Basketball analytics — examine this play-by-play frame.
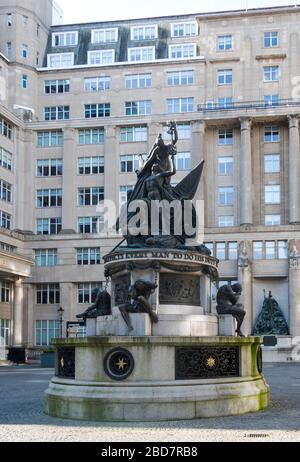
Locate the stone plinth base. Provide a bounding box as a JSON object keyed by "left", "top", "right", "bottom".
{"left": 218, "top": 315, "right": 237, "bottom": 336}
{"left": 96, "top": 308, "right": 218, "bottom": 337}
{"left": 45, "top": 336, "right": 270, "bottom": 422}
{"left": 97, "top": 312, "right": 152, "bottom": 336}
{"left": 152, "top": 314, "right": 218, "bottom": 336}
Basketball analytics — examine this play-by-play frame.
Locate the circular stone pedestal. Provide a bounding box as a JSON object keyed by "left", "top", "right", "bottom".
{"left": 45, "top": 336, "right": 270, "bottom": 422}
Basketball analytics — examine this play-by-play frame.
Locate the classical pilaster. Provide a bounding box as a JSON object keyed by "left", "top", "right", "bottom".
{"left": 289, "top": 241, "right": 300, "bottom": 337}
{"left": 288, "top": 115, "right": 300, "bottom": 224}
{"left": 238, "top": 241, "right": 253, "bottom": 336}
{"left": 191, "top": 121, "right": 206, "bottom": 243}
{"left": 104, "top": 126, "right": 118, "bottom": 206}
{"left": 239, "top": 118, "right": 253, "bottom": 226}
{"left": 61, "top": 128, "right": 76, "bottom": 233}
{"left": 12, "top": 279, "right": 24, "bottom": 347}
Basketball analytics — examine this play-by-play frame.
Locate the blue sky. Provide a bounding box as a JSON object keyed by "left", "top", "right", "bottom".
{"left": 57, "top": 0, "right": 298, "bottom": 24}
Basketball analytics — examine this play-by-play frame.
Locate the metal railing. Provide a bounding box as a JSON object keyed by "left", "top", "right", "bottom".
{"left": 198, "top": 99, "right": 300, "bottom": 112}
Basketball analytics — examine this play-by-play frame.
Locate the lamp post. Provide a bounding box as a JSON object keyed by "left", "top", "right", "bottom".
{"left": 57, "top": 307, "right": 65, "bottom": 339}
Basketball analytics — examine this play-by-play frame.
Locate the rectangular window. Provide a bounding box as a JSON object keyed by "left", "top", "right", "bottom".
{"left": 131, "top": 25, "right": 158, "bottom": 41}
{"left": 22, "top": 75, "right": 28, "bottom": 89}
{"left": 218, "top": 69, "right": 233, "bottom": 85}
{"left": 253, "top": 241, "right": 263, "bottom": 260}
{"left": 78, "top": 217, "right": 103, "bottom": 234}
{"left": 37, "top": 131, "right": 63, "bottom": 148}
{"left": 0, "top": 118, "right": 13, "bottom": 141}
{"left": 44, "top": 79, "right": 70, "bottom": 94}
{"left": 78, "top": 128, "right": 104, "bottom": 145}
{"left": 78, "top": 157, "right": 104, "bottom": 175}
{"left": 216, "top": 242, "right": 226, "bottom": 261}
{"left": 77, "top": 248, "right": 101, "bottom": 265}
{"left": 174, "top": 152, "right": 191, "bottom": 171}
{"left": 0, "top": 180, "right": 12, "bottom": 203}
{"left": 35, "top": 249, "right": 57, "bottom": 267}
{"left": 218, "top": 157, "right": 233, "bottom": 175}
{"left": 264, "top": 31, "right": 279, "bottom": 48}
{"left": 171, "top": 22, "right": 197, "bottom": 37}
{"left": 120, "top": 185, "right": 135, "bottom": 207}
{"left": 278, "top": 241, "right": 288, "bottom": 259}
{"left": 218, "top": 128, "right": 233, "bottom": 145}
{"left": 36, "top": 284, "right": 60, "bottom": 305}
{"left": 7, "top": 14, "right": 12, "bottom": 26}
{"left": 228, "top": 242, "right": 238, "bottom": 260}
{"left": 0, "top": 211, "right": 11, "bottom": 230}
{"left": 23, "top": 15, "right": 28, "bottom": 25}
{"left": 264, "top": 126, "right": 280, "bottom": 143}
{"left": 36, "top": 218, "right": 62, "bottom": 235}
{"left": 88, "top": 50, "right": 115, "bottom": 65}
{"left": 169, "top": 44, "right": 196, "bottom": 59}
{"left": 44, "top": 106, "right": 70, "bottom": 121}
{"left": 125, "top": 101, "right": 152, "bottom": 116}
{"left": 167, "top": 98, "right": 194, "bottom": 113}
{"left": 266, "top": 241, "right": 276, "bottom": 260}
{"left": 47, "top": 53, "right": 74, "bottom": 68}
{"left": 218, "top": 187, "right": 234, "bottom": 206}
{"left": 0, "top": 147, "right": 13, "bottom": 171}
{"left": 167, "top": 70, "right": 194, "bottom": 86}
{"left": 84, "top": 77, "right": 111, "bottom": 92}
{"left": 35, "top": 320, "right": 59, "bottom": 346}
{"left": 37, "top": 159, "right": 63, "bottom": 177}
{"left": 128, "top": 47, "right": 155, "bottom": 62}
{"left": 219, "top": 216, "right": 234, "bottom": 227}
{"left": 6, "top": 42, "right": 12, "bottom": 59}
{"left": 22, "top": 44, "right": 28, "bottom": 59}
{"left": 36, "top": 189, "right": 62, "bottom": 208}
{"left": 120, "top": 155, "right": 141, "bottom": 173}
{"left": 218, "top": 97, "right": 233, "bottom": 109}
{"left": 264, "top": 94, "right": 279, "bottom": 106}
{"left": 265, "top": 214, "right": 281, "bottom": 226}
{"left": 125, "top": 74, "right": 152, "bottom": 89}
{"left": 265, "top": 185, "right": 280, "bottom": 204}
{"left": 264, "top": 66, "right": 279, "bottom": 82}
{"left": 0, "top": 319, "right": 10, "bottom": 346}
{"left": 52, "top": 31, "right": 78, "bottom": 47}
{"left": 78, "top": 187, "right": 104, "bottom": 206}
{"left": 218, "top": 35, "right": 233, "bottom": 51}
{"left": 0, "top": 281, "right": 10, "bottom": 303}
{"left": 92, "top": 28, "right": 118, "bottom": 44}
{"left": 85, "top": 104, "right": 110, "bottom": 119}
{"left": 264, "top": 154, "right": 280, "bottom": 173}
{"left": 78, "top": 283, "right": 102, "bottom": 304}
{"left": 120, "top": 126, "right": 147, "bottom": 143}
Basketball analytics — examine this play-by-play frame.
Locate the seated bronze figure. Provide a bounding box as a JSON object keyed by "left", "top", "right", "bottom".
{"left": 77, "top": 289, "right": 111, "bottom": 321}
{"left": 216, "top": 283, "right": 246, "bottom": 337}
{"left": 119, "top": 280, "right": 158, "bottom": 332}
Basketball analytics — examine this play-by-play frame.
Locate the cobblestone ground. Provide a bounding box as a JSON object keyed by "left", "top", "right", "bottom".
{"left": 0, "top": 363, "right": 300, "bottom": 442}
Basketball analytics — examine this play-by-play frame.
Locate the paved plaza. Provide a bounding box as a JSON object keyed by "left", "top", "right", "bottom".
{"left": 0, "top": 363, "right": 299, "bottom": 442}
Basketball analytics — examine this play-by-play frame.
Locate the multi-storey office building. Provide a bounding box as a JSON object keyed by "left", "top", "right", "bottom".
{"left": 1, "top": 0, "right": 300, "bottom": 357}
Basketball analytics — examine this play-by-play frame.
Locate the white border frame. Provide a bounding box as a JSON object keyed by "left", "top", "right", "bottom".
{"left": 168, "top": 43, "right": 197, "bottom": 59}
{"left": 47, "top": 53, "right": 74, "bottom": 68}
{"left": 52, "top": 31, "right": 78, "bottom": 47}
{"left": 91, "top": 28, "right": 118, "bottom": 44}
{"left": 87, "top": 50, "right": 116, "bottom": 66}
{"left": 130, "top": 24, "right": 158, "bottom": 41}
{"left": 171, "top": 21, "right": 198, "bottom": 38}
{"left": 128, "top": 46, "right": 156, "bottom": 62}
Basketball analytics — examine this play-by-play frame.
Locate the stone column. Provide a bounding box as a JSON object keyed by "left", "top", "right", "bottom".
{"left": 239, "top": 118, "right": 253, "bottom": 226}
{"left": 191, "top": 120, "right": 206, "bottom": 170}
{"left": 104, "top": 126, "right": 118, "bottom": 206}
{"left": 288, "top": 115, "right": 300, "bottom": 224}
{"left": 238, "top": 241, "right": 253, "bottom": 336}
{"left": 289, "top": 241, "right": 300, "bottom": 337}
{"left": 12, "top": 279, "right": 24, "bottom": 347}
{"left": 61, "top": 128, "right": 76, "bottom": 233}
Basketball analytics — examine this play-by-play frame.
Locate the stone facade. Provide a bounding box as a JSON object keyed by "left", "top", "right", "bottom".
{"left": 0, "top": 1, "right": 300, "bottom": 351}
